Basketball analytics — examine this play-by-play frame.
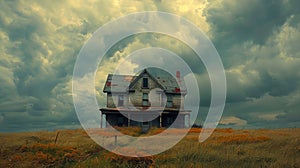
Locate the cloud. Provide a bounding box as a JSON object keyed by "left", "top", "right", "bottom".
{"left": 0, "top": 0, "right": 211, "bottom": 132}
{"left": 0, "top": 0, "right": 299, "bottom": 131}
{"left": 220, "top": 116, "right": 247, "bottom": 126}
{"left": 251, "top": 112, "right": 284, "bottom": 121}
{"left": 205, "top": 0, "right": 289, "bottom": 46}
{"left": 201, "top": 0, "right": 300, "bottom": 128}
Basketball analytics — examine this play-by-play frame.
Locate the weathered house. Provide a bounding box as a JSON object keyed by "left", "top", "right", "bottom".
{"left": 100, "top": 69, "right": 191, "bottom": 129}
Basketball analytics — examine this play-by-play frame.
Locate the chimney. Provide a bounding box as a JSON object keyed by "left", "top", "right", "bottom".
{"left": 176, "top": 71, "right": 180, "bottom": 82}
{"left": 175, "top": 71, "right": 181, "bottom": 93}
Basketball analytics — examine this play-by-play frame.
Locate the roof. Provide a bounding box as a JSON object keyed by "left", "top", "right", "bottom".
{"left": 103, "top": 69, "right": 187, "bottom": 94}
{"left": 128, "top": 69, "right": 165, "bottom": 90}
{"left": 103, "top": 74, "right": 136, "bottom": 93}
{"left": 100, "top": 107, "right": 192, "bottom": 113}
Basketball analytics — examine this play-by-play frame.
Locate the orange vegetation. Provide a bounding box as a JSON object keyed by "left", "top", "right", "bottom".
{"left": 214, "top": 128, "right": 234, "bottom": 133}
{"left": 13, "top": 143, "right": 82, "bottom": 166}
{"left": 0, "top": 128, "right": 299, "bottom": 167}
{"left": 214, "top": 134, "right": 271, "bottom": 144}
{"left": 104, "top": 147, "right": 155, "bottom": 167}
{"left": 188, "top": 128, "right": 202, "bottom": 133}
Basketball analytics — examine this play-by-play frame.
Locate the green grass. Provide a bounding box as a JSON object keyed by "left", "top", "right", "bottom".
{"left": 0, "top": 128, "right": 299, "bottom": 167}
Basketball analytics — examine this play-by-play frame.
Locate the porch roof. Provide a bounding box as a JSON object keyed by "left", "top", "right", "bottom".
{"left": 100, "top": 107, "right": 191, "bottom": 114}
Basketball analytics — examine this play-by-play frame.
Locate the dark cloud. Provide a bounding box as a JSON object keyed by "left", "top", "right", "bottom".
{"left": 203, "top": 0, "right": 300, "bottom": 127}
{"left": 0, "top": 0, "right": 299, "bottom": 131}
{"left": 204, "top": 0, "right": 300, "bottom": 68}
{"left": 0, "top": 0, "right": 90, "bottom": 132}
{"left": 205, "top": 0, "right": 288, "bottom": 46}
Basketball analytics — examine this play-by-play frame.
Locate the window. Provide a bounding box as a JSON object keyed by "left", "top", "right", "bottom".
{"left": 142, "top": 77, "right": 148, "bottom": 88}
{"left": 166, "top": 95, "right": 172, "bottom": 107}
{"left": 142, "top": 93, "right": 148, "bottom": 106}
{"left": 118, "top": 95, "right": 124, "bottom": 106}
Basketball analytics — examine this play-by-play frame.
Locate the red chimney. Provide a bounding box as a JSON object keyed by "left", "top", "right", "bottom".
{"left": 176, "top": 71, "right": 180, "bottom": 81}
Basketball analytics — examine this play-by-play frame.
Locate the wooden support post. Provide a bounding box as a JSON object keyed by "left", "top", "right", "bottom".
{"left": 100, "top": 114, "right": 102, "bottom": 128}
{"left": 159, "top": 113, "right": 162, "bottom": 128}
{"left": 188, "top": 114, "right": 190, "bottom": 127}
{"left": 128, "top": 113, "right": 130, "bottom": 127}
{"left": 105, "top": 114, "right": 107, "bottom": 128}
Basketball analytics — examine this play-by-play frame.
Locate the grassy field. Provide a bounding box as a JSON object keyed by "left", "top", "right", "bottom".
{"left": 0, "top": 127, "right": 299, "bottom": 168}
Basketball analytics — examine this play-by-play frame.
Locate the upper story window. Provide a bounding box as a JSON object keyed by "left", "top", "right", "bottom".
{"left": 118, "top": 95, "right": 124, "bottom": 106}
{"left": 142, "top": 77, "right": 148, "bottom": 88}
{"left": 166, "top": 95, "right": 172, "bottom": 107}
{"left": 142, "top": 93, "right": 149, "bottom": 106}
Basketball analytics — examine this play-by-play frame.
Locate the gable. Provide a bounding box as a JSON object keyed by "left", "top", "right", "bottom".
{"left": 129, "top": 69, "right": 165, "bottom": 91}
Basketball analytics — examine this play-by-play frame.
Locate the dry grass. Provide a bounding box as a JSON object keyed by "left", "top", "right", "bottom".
{"left": 213, "top": 134, "right": 271, "bottom": 144}
{"left": 0, "top": 128, "right": 299, "bottom": 167}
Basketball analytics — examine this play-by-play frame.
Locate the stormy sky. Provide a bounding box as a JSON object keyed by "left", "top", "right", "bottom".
{"left": 0, "top": 0, "right": 299, "bottom": 132}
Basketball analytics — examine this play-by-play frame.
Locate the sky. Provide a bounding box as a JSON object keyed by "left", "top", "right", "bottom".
{"left": 0, "top": 0, "right": 299, "bottom": 132}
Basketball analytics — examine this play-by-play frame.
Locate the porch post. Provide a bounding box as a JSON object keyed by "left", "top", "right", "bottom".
{"left": 159, "top": 113, "right": 162, "bottom": 128}
{"left": 128, "top": 113, "right": 130, "bottom": 127}
{"left": 100, "top": 114, "right": 102, "bottom": 128}
{"left": 105, "top": 114, "right": 107, "bottom": 128}
{"left": 188, "top": 114, "right": 190, "bottom": 127}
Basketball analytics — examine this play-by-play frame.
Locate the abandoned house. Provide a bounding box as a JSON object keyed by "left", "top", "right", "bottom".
{"left": 100, "top": 68, "right": 191, "bottom": 128}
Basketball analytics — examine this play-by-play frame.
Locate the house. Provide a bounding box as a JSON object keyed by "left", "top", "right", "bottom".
{"left": 100, "top": 68, "right": 191, "bottom": 129}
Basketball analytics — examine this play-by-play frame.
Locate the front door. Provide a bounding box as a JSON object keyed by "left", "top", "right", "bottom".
{"left": 141, "top": 121, "right": 150, "bottom": 133}
{"left": 117, "top": 117, "right": 124, "bottom": 127}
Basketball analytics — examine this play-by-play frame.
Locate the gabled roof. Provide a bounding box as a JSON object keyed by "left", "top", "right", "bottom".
{"left": 103, "top": 74, "right": 136, "bottom": 93}
{"left": 156, "top": 75, "right": 186, "bottom": 94}
{"left": 103, "top": 69, "right": 187, "bottom": 94}
{"left": 128, "top": 69, "right": 165, "bottom": 91}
